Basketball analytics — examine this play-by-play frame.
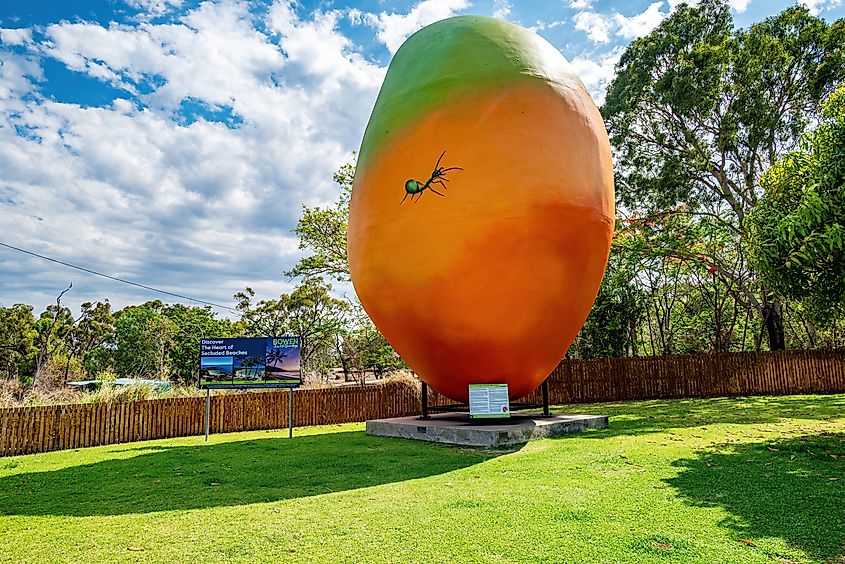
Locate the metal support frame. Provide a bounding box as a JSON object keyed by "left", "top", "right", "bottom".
{"left": 420, "top": 381, "right": 429, "bottom": 419}
{"left": 542, "top": 380, "right": 550, "bottom": 416}
{"left": 203, "top": 383, "right": 297, "bottom": 442}
{"left": 289, "top": 386, "right": 293, "bottom": 438}
{"left": 420, "top": 378, "right": 551, "bottom": 418}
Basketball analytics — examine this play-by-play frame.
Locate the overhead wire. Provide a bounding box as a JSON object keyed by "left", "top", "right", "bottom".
{"left": 0, "top": 241, "right": 237, "bottom": 312}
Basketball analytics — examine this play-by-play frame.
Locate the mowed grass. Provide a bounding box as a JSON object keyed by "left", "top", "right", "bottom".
{"left": 0, "top": 395, "right": 843, "bottom": 563}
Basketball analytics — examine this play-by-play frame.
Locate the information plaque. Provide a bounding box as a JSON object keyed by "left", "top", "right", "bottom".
{"left": 469, "top": 384, "right": 510, "bottom": 419}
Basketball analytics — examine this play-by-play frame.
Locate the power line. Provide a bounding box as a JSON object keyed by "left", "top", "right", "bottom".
{"left": 0, "top": 241, "right": 237, "bottom": 312}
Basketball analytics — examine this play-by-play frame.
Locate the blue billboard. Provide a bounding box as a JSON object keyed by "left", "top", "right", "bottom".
{"left": 199, "top": 337, "right": 301, "bottom": 388}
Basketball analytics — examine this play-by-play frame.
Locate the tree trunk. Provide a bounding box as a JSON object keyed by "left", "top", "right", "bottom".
{"left": 762, "top": 299, "right": 785, "bottom": 351}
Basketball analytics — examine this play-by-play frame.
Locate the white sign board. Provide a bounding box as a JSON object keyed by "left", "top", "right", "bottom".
{"left": 469, "top": 384, "right": 510, "bottom": 419}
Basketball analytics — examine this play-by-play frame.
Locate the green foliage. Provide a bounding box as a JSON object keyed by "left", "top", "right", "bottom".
{"left": 113, "top": 303, "right": 177, "bottom": 379}
{"left": 336, "top": 310, "right": 406, "bottom": 381}
{"left": 749, "top": 84, "right": 845, "bottom": 321}
{"left": 353, "top": 321, "right": 405, "bottom": 378}
{"left": 286, "top": 277, "right": 349, "bottom": 367}
{"left": 601, "top": 0, "right": 845, "bottom": 350}
{"left": 161, "top": 304, "right": 239, "bottom": 384}
{"left": 0, "top": 304, "right": 36, "bottom": 381}
{"left": 286, "top": 160, "right": 354, "bottom": 281}
{"left": 64, "top": 300, "right": 114, "bottom": 381}
{"left": 33, "top": 287, "right": 76, "bottom": 386}
{"left": 236, "top": 277, "right": 349, "bottom": 375}
{"left": 604, "top": 1, "right": 842, "bottom": 216}
{"left": 234, "top": 287, "right": 289, "bottom": 336}
{"left": 574, "top": 233, "right": 646, "bottom": 358}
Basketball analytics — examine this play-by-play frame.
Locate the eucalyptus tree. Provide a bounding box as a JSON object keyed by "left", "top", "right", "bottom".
{"left": 113, "top": 302, "right": 177, "bottom": 379}
{"left": 602, "top": 0, "right": 845, "bottom": 349}
{"left": 235, "top": 277, "right": 349, "bottom": 376}
{"left": 33, "top": 284, "right": 75, "bottom": 387}
{"left": 0, "top": 304, "right": 36, "bottom": 381}
{"left": 286, "top": 161, "right": 354, "bottom": 282}
{"left": 63, "top": 300, "right": 114, "bottom": 382}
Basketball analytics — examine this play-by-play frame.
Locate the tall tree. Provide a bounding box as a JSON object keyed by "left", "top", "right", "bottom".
{"left": 286, "top": 161, "right": 354, "bottom": 281}
{"left": 748, "top": 84, "right": 845, "bottom": 322}
{"left": 162, "top": 304, "right": 240, "bottom": 384}
{"left": 286, "top": 277, "right": 349, "bottom": 370}
{"left": 63, "top": 300, "right": 114, "bottom": 383}
{"left": 602, "top": 0, "right": 845, "bottom": 349}
{"left": 235, "top": 278, "right": 349, "bottom": 375}
{"left": 0, "top": 304, "right": 37, "bottom": 381}
{"left": 33, "top": 284, "right": 74, "bottom": 388}
{"left": 113, "top": 302, "right": 176, "bottom": 379}
{"left": 234, "top": 288, "right": 289, "bottom": 337}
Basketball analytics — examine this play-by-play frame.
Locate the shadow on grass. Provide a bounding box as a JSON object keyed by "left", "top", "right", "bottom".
{"left": 557, "top": 394, "right": 845, "bottom": 438}
{"left": 666, "top": 432, "right": 845, "bottom": 561}
{"left": 0, "top": 431, "right": 500, "bottom": 517}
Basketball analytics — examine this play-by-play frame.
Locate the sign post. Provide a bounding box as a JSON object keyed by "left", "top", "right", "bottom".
{"left": 205, "top": 388, "right": 211, "bottom": 442}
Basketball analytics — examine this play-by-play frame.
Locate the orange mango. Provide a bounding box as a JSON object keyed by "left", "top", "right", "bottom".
{"left": 348, "top": 16, "right": 614, "bottom": 402}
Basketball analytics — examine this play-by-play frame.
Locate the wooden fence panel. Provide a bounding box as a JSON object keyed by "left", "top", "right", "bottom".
{"left": 2, "top": 349, "right": 845, "bottom": 456}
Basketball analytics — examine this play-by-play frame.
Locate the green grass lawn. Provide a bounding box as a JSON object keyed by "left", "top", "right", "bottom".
{"left": 1, "top": 394, "right": 843, "bottom": 563}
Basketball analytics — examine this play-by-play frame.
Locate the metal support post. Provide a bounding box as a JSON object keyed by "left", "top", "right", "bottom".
{"left": 542, "top": 379, "right": 550, "bottom": 416}
{"left": 204, "top": 388, "right": 211, "bottom": 442}
{"left": 288, "top": 386, "right": 293, "bottom": 439}
{"left": 420, "top": 381, "right": 429, "bottom": 419}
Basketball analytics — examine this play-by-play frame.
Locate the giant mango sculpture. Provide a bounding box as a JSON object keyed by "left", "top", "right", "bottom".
{"left": 348, "top": 16, "right": 614, "bottom": 403}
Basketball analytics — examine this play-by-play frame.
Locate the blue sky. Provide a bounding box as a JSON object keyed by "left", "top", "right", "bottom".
{"left": 1, "top": 0, "right": 843, "bottom": 316}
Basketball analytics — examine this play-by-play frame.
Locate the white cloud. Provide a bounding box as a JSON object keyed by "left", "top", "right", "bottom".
{"left": 800, "top": 0, "right": 823, "bottom": 14}
{"left": 124, "top": 0, "right": 184, "bottom": 18}
{"left": 799, "top": 0, "right": 842, "bottom": 15}
{"left": 365, "top": 0, "right": 470, "bottom": 54}
{"left": 0, "top": 28, "right": 33, "bottom": 46}
{"left": 573, "top": 11, "right": 613, "bottom": 43}
{"left": 614, "top": 1, "right": 665, "bottom": 39}
{"left": 573, "top": 2, "right": 664, "bottom": 44}
{"left": 728, "top": 0, "right": 750, "bottom": 12}
{"left": 568, "top": 48, "right": 622, "bottom": 105}
{"left": 0, "top": 51, "right": 41, "bottom": 103}
{"left": 44, "top": 2, "right": 288, "bottom": 112}
{"left": 574, "top": 0, "right": 750, "bottom": 45}
{"left": 569, "top": 0, "right": 592, "bottom": 8}
{"left": 0, "top": 0, "right": 385, "bottom": 313}
{"left": 492, "top": 0, "right": 512, "bottom": 19}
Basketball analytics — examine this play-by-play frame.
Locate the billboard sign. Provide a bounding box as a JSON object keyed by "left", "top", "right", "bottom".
{"left": 199, "top": 337, "right": 301, "bottom": 388}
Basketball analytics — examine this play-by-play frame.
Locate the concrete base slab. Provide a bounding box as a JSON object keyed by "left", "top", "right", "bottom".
{"left": 366, "top": 412, "right": 608, "bottom": 447}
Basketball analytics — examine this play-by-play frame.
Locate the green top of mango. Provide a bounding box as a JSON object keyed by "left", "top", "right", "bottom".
{"left": 357, "top": 16, "right": 583, "bottom": 170}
